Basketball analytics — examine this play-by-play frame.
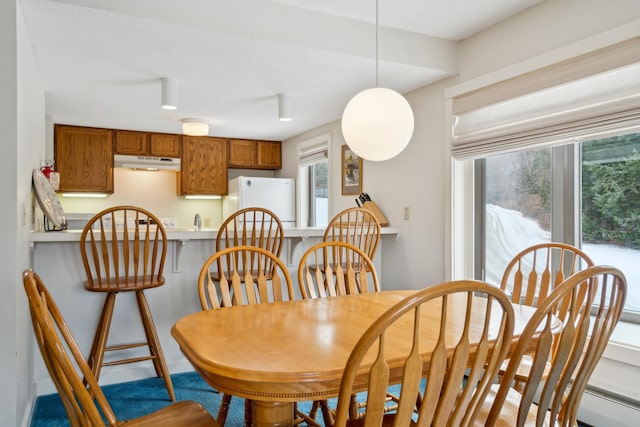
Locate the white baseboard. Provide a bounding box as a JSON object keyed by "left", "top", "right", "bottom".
{"left": 578, "top": 387, "right": 640, "bottom": 427}
{"left": 22, "top": 384, "right": 38, "bottom": 427}
{"left": 34, "top": 358, "right": 195, "bottom": 396}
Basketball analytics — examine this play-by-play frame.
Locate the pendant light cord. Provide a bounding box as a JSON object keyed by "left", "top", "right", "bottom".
{"left": 375, "top": 0, "right": 379, "bottom": 87}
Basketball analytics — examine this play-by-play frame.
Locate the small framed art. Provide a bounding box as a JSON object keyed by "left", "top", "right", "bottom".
{"left": 341, "top": 145, "right": 362, "bottom": 195}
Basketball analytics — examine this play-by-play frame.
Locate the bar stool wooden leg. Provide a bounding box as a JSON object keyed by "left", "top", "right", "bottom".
{"left": 87, "top": 292, "right": 116, "bottom": 381}
{"left": 136, "top": 290, "right": 175, "bottom": 401}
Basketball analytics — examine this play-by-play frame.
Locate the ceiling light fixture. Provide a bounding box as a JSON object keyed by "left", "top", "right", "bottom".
{"left": 341, "top": 0, "right": 414, "bottom": 161}
{"left": 182, "top": 118, "right": 209, "bottom": 136}
{"left": 161, "top": 77, "right": 178, "bottom": 110}
{"left": 278, "top": 93, "right": 292, "bottom": 122}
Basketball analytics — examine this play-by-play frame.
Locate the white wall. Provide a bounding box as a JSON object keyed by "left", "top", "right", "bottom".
{"left": 0, "top": 2, "right": 19, "bottom": 425}
{"left": 280, "top": 82, "right": 450, "bottom": 291}
{"left": 2, "top": 1, "right": 47, "bottom": 426}
{"left": 459, "top": 0, "right": 640, "bottom": 80}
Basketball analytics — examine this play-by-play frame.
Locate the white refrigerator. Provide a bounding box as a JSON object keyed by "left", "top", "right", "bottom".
{"left": 222, "top": 176, "right": 296, "bottom": 227}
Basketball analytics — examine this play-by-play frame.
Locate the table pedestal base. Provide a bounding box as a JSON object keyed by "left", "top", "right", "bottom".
{"left": 252, "top": 400, "right": 294, "bottom": 427}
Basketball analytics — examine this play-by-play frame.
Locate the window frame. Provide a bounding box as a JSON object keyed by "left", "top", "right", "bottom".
{"left": 473, "top": 137, "right": 640, "bottom": 323}
{"left": 296, "top": 133, "right": 331, "bottom": 228}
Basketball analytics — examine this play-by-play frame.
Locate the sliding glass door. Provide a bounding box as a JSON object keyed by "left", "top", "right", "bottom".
{"left": 477, "top": 132, "right": 640, "bottom": 319}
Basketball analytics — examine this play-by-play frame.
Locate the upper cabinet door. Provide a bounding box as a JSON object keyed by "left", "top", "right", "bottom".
{"left": 228, "top": 139, "right": 282, "bottom": 170}
{"left": 54, "top": 125, "right": 114, "bottom": 193}
{"left": 114, "top": 130, "right": 148, "bottom": 155}
{"left": 179, "top": 136, "right": 228, "bottom": 195}
{"left": 257, "top": 140, "right": 282, "bottom": 169}
{"left": 115, "top": 131, "right": 181, "bottom": 158}
{"left": 150, "top": 133, "right": 181, "bottom": 157}
{"left": 228, "top": 139, "right": 257, "bottom": 168}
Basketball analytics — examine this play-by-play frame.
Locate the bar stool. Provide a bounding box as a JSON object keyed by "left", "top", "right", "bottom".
{"left": 80, "top": 205, "right": 174, "bottom": 401}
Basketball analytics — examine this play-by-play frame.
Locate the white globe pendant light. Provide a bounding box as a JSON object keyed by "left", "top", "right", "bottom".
{"left": 342, "top": 87, "right": 414, "bottom": 161}
{"left": 341, "top": 0, "right": 414, "bottom": 162}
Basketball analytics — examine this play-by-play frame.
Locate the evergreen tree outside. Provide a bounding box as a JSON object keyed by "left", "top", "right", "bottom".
{"left": 583, "top": 133, "right": 640, "bottom": 249}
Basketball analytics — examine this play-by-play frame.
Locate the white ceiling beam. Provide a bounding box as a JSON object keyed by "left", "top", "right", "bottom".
{"left": 51, "top": 0, "right": 458, "bottom": 75}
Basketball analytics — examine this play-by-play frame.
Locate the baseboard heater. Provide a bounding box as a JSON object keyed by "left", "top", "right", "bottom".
{"left": 578, "top": 385, "right": 640, "bottom": 427}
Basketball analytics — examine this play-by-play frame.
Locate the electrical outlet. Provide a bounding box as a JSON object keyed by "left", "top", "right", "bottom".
{"left": 159, "top": 217, "right": 177, "bottom": 228}
{"left": 204, "top": 217, "right": 211, "bottom": 227}
{"left": 403, "top": 206, "right": 410, "bottom": 221}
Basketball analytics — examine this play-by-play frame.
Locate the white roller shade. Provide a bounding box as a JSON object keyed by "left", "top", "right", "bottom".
{"left": 298, "top": 143, "right": 328, "bottom": 166}
{"left": 449, "top": 38, "right": 640, "bottom": 159}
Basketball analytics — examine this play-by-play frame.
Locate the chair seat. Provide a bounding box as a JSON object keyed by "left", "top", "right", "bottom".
{"left": 474, "top": 385, "right": 559, "bottom": 427}
{"left": 84, "top": 277, "right": 165, "bottom": 292}
{"left": 500, "top": 354, "right": 552, "bottom": 390}
{"left": 123, "top": 400, "right": 218, "bottom": 426}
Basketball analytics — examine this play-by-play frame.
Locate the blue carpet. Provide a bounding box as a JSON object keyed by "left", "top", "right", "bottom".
{"left": 30, "top": 371, "right": 291, "bottom": 427}
{"left": 30, "top": 372, "right": 592, "bottom": 426}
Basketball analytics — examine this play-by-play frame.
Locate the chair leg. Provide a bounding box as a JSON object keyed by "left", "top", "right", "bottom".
{"left": 349, "top": 394, "right": 361, "bottom": 420}
{"left": 136, "top": 290, "right": 176, "bottom": 401}
{"left": 87, "top": 292, "right": 116, "bottom": 382}
{"left": 217, "top": 393, "right": 232, "bottom": 426}
{"left": 320, "top": 399, "right": 334, "bottom": 426}
{"left": 294, "top": 402, "right": 323, "bottom": 427}
{"left": 308, "top": 400, "right": 320, "bottom": 421}
{"left": 244, "top": 399, "right": 253, "bottom": 426}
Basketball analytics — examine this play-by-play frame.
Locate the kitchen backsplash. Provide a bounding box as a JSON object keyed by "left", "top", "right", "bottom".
{"left": 58, "top": 169, "right": 224, "bottom": 229}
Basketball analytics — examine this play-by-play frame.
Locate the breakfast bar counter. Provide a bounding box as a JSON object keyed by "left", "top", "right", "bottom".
{"left": 27, "top": 226, "right": 399, "bottom": 396}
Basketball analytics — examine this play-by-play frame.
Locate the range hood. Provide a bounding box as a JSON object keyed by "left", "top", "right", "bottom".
{"left": 114, "top": 154, "right": 181, "bottom": 171}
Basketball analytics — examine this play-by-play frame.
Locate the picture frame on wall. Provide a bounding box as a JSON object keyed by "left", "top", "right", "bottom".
{"left": 341, "top": 144, "right": 362, "bottom": 195}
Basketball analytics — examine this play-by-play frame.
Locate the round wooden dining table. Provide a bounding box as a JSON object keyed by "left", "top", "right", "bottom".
{"left": 171, "top": 290, "right": 545, "bottom": 427}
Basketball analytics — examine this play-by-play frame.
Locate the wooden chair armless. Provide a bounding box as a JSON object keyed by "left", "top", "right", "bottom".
{"left": 23, "top": 269, "right": 218, "bottom": 427}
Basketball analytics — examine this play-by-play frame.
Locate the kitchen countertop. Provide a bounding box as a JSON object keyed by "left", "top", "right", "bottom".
{"left": 28, "top": 226, "right": 401, "bottom": 243}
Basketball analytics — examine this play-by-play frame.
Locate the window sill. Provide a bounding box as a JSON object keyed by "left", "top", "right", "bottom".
{"left": 606, "top": 320, "right": 640, "bottom": 367}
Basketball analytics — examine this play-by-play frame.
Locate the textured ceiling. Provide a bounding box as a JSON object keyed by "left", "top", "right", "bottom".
{"left": 19, "top": 0, "right": 542, "bottom": 141}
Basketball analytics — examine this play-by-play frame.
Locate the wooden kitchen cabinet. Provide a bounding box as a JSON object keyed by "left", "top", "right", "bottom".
{"left": 228, "top": 138, "right": 281, "bottom": 169}
{"left": 228, "top": 139, "right": 257, "bottom": 168}
{"left": 54, "top": 124, "right": 114, "bottom": 193}
{"left": 150, "top": 133, "right": 181, "bottom": 157}
{"left": 115, "top": 130, "right": 181, "bottom": 157}
{"left": 179, "top": 136, "right": 228, "bottom": 195}
{"left": 115, "top": 130, "right": 147, "bottom": 155}
{"left": 257, "top": 140, "right": 282, "bottom": 169}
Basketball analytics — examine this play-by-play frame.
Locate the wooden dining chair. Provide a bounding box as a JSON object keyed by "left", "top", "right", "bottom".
{"left": 198, "top": 245, "right": 297, "bottom": 426}
{"left": 323, "top": 207, "right": 381, "bottom": 265}
{"left": 498, "top": 242, "right": 594, "bottom": 389}
{"left": 477, "top": 265, "right": 626, "bottom": 427}
{"left": 214, "top": 207, "right": 284, "bottom": 282}
{"left": 331, "top": 280, "right": 515, "bottom": 427}
{"left": 198, "top": 245, "right": 294, "bottom": 310}
{"left": 298, "top": 240, "right": 381, "bottom": 425}
{"left": 80, "top": 205, "right": 175, "bottom": 401}
{"left": 298, "top": 240, "right": 380, "bottom": 299}
{"left": 23, "top": 269, "right": 218, "bottom": 427}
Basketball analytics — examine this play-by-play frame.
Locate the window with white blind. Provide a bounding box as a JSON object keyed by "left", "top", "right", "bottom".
{"left": 297, "top": 134, "right": 330, "bottom": 227}
{"left": 447, "top": 37, "right": 640, "bottom": 321}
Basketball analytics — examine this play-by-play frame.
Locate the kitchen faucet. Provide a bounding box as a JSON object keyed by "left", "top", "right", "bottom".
{"left": 194, "top": 213, "right": 202, "bottom": 231}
